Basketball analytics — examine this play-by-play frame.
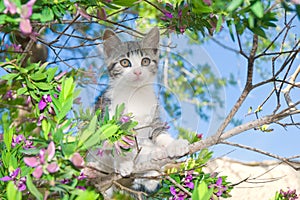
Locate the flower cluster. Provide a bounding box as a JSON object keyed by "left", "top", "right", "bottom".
{"left": 0, "top": 168, "right": 26, "bottom": 191}
{"left": 12, "top": 134, "right": 34, "bottom": 149}
{"left": 24, "top": 141, "right": 59, "bottom": 178}
{"left": 169, "top": 170, "right": 194, "bottom": 200}
{"left": 279, "top": 188, "right": 299, "bottom": 200}
{"left": 97, "top": 135, "right": 135, "bottom": 156}
{"left": 161, "top": 2, "right": 189, "bottom": 34}
{"left": 4, "top": 0, "right": 36, "bottom": 34}
{"left": 38, "top": 94, "right": 56, "bottom": 125}
{"left": 210, "top": 177, "right": 227, "bottom": 197}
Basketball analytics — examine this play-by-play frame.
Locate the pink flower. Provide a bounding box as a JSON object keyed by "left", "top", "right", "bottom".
{"left": 19, "top": 0, "right": 36, "bottom": 34}
{"left": 97, "top": 8, "right": 107, "bottom": 20}
{"left": 75, "top": 4, "right": 91, "bottom": 20}
{"left": 3, "top": 0, "right": 17, "bottom": 14}
{"left": 20, "top": 18, "right": 32, "bottom": 35}
{"left": 20, "top": 0, "right": 36, "bottom": 19}
{"left": 70, "top": 153, "right": 85, "bottom": 168}
{"left": 24, "top": 141, "right": 59, "bottom": 179}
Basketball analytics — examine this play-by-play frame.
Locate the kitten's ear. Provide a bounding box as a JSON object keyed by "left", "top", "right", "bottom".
{"left": 103, "top": 29, "right": 122, "bottom": 58}
{"left": 142, "top": 27, "right": 160, "bottom": 51}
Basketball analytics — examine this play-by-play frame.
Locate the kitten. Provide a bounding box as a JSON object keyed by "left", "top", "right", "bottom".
{"left": 88, "top": 27, "right": 189, "bottom": 196}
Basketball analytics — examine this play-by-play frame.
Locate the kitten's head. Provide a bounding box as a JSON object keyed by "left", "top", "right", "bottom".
{"left": 103, "top": 27, "right": 160, "bottom": 87}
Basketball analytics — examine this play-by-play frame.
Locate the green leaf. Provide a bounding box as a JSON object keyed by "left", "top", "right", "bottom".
{"left": 26, "top": 175, "right": 43, "bottom": 200}
{"left": 46, "top": 67, "right": 58, "bottom": 82}
{"left": 111, "top": 0, "right": 137, "bottom": 7}
{"left": 248, "top": 14, "right": 255, "bottom": 28}
{"left": 19, "top": 148, "right": 40, "bottom": 155}
{"left": 30, "top": 73, "right": 47, "bottom": 81}
{"left": 75, "top": 189, "right": 100, "bottom": 200}
{"left": 251, "top": 27, "right": 266, "bottom": 38}
{"left": 3, "top": 113, "right": 13, "bottom": 152}
{"left": 61, "top": 142, "right": 77, "bottom": 157}
{"left": 82, "top": 128, "right": 103, "bottom": 150}
{"left": 34, "top": 82, "right": 53, "bottom": 90}
{"left": 192, "top": 181, "right": 213, "bottom": 200}
{"left": 25, "top": 78, "right": 36, "bottom": 90}
{"left": 78, "top": 115, "right": 98, "bottom": 146}
{"left": 61, "top": 77, "right": 74, "bottom": 101}
{"left": 99, "top": 124, "right": 119, "bottom": 140}
{"left": 41, "top": 7, "right": 54, "bottom": 22}
{"left": 1, "top": 73, "right": 19, "bottom": 81}
{"left": 56, "top": 98, "right": 73, "bottom": 121}
{"left": 31, "top": 13, "right": 42, "bottom": 20}
{"left": 17, "top": 87, "right": 28, "bottom": 95}
{"left": 7, "top": 181, "right": 22, "bottom": 200}
{"left": 113, "top": 103, "right": 125, "bottom": 120}
{"left": 215, "top": 14, "right": 223, "bottom": 33}
{"left": 227, "top": 0, "right": 243, "bottom": 12}
{"left": 191, "top": 0, "right": 213, "bottom": 13}
{"left": 41, "top": 119, "right": 50, "bottom": 140}
{"left": 250, "top": 1, "right": 264, "bottom": 18}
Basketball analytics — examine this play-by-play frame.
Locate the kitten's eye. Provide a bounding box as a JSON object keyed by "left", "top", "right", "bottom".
{"left": 120, "top": 59, "right": 131, "bottom": 68}
{"left": 141, "top": 58, "right": 151, "bottom": 66}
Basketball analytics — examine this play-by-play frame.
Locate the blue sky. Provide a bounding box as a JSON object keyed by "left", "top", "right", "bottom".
{"left": 169, "top": 23, "right": 300, "bottom": 162}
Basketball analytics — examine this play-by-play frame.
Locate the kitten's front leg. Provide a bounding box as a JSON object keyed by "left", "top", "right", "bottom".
{"left": 155, "top": 133, "right": 189, "bottom": 158}
{"left": 114, "top": 154, "right": 134, "bottom": 177}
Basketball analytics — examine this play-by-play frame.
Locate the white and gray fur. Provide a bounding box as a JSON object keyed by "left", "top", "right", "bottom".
{"left": 88, "top": 27, "right": 189, "bottom": 197}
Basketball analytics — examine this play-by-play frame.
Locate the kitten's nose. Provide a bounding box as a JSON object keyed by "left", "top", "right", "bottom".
{"left": 134, "top": 69, "right": 142, "bottom": 76}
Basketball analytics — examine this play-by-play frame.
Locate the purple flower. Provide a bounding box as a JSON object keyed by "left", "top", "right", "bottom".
{"left": 60, "top": 178, "right": 71, "bottom": 184}
{"left": 24, "top": 141, "right": 59, "bottom": 179}
{"left": 97, "top": 140, "right": 109, "bottom": 157}
{"left": 170, "top": 186, "right": 177, "bottom": 195}
{"left": 120, "top": 115, "right": 130, "bottom": 123}
{"left": 12, "top": 134, "right": 25, "bottom": 147}
{"left": 280, "top": 188, "right": 299, "bottom": 200}
{"left": 179, "top": 27, "right": 185, "bottom": 34}
{"left": 38, "top": 99, "right": 47, "bottom": 111}
{"left": 37, "top": 113, "right": 45, "bottom": 126}
{"left": 76, "top": 186, "right": 86, "bottom": 190}
{"left": 70, "top": 153, "right": 85, "bottom": 168}
{"left": 166, "top": 3, "right": 173, "bottom": 9}
{"left": 3, "top": 90, "right": 14, "bottom": 100}
{"left": 203, "top": 0, "right": 212, "bottom": 6}
{"left": 38, "top": 94, "right": 52, "bottom": 111}
{"left": 0, "top": 168, "right": 27, "bottom": 191}
{"left": 213, "top": 177, "right": 227, "bottom": 197}
{"left": 3, "top": 0, "right": 17, "bottom": 14}
{"left": 77, "top": 172, "right": 87, "bottom": 180}
{"left": 164, "top": 12, "right": 173, "bottom": 19}
{"left": 178, "top": 9, "right": 182, "bottom": 17}
{"left": 114, "top": 142, "right": 122, "bottom": 155}
{"left": 17, "top": 177, "right": 26, "bottom": 191}
{"left": 121, "top": 136, "right": 135, "bottom": 146}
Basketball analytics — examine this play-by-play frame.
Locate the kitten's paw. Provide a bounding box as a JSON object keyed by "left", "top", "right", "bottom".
{"left": 132, "top": 171, "right": 161, "bottom": 194}
{"left": 117, "top": 161, "right": 134, "bottom": 177}
{"left": 166, "top": 139, "right": 189, "bottom": 158}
